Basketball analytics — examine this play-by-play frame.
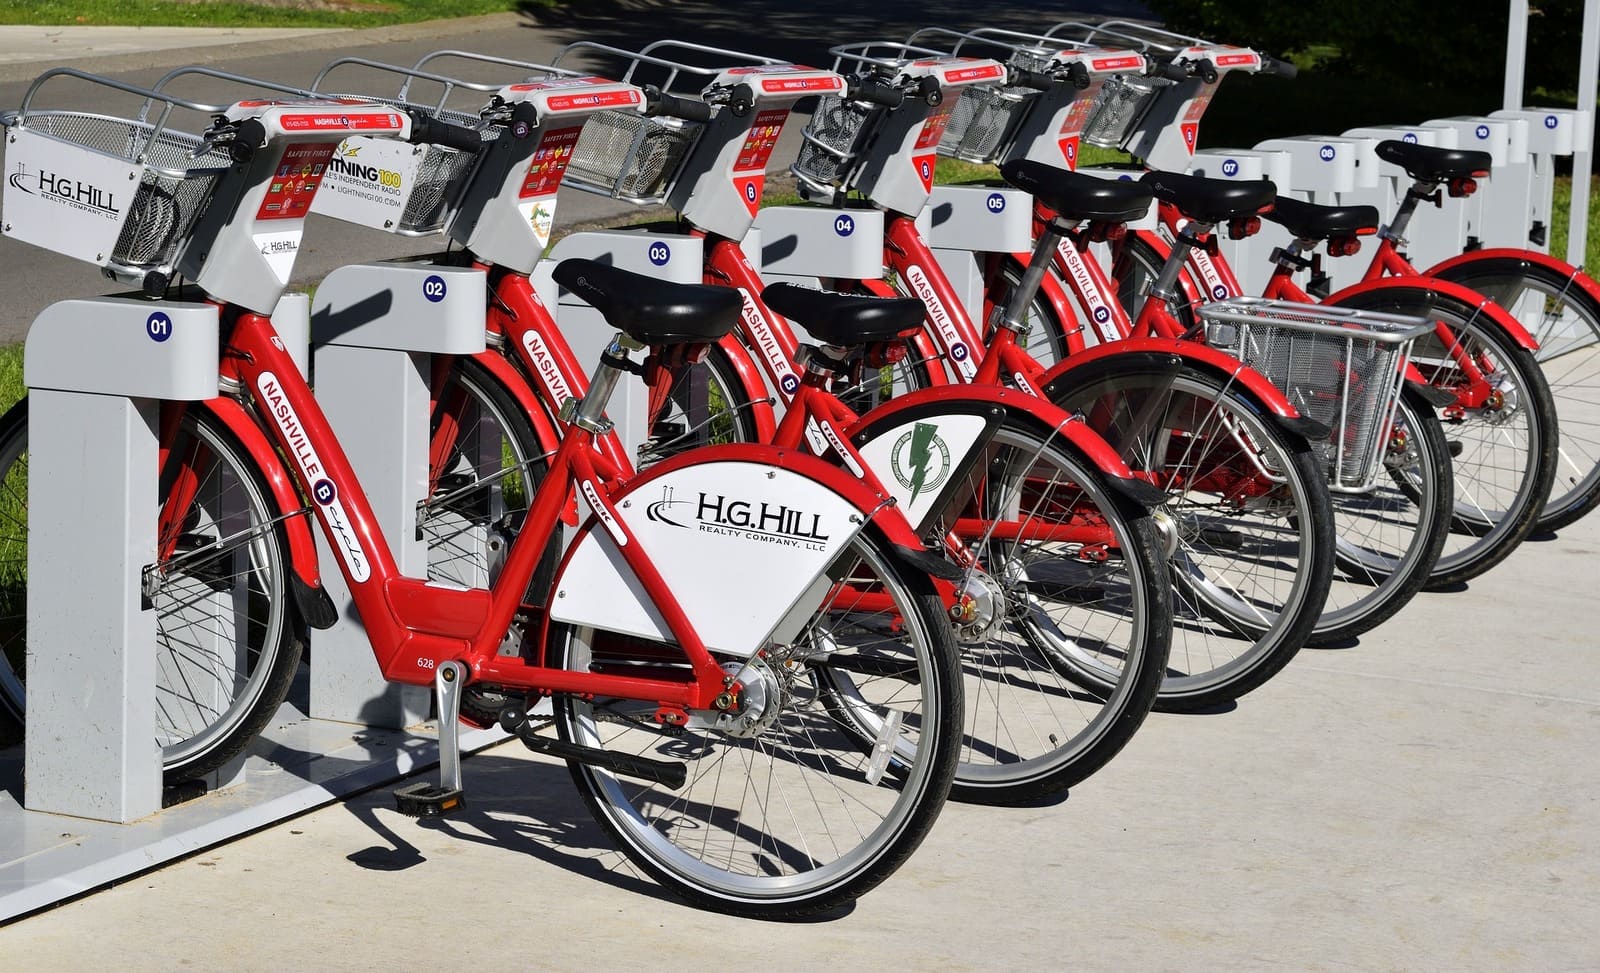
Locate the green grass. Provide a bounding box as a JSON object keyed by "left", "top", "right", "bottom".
{"left": 0, "top": 0, "right": 537, "bottom": 29}
{"left": 1552, "top": 175, "right": 1600, "bottom": 273}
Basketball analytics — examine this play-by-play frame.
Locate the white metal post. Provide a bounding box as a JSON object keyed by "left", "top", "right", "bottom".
{"left": 1504, "top": 0, "right": 1529, "bottom": 110}
{"left": 1571, "top": 0, "right": 1600, "bottom": 268}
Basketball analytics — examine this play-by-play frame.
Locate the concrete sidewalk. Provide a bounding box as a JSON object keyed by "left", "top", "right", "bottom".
{"left": 1, "top": 510, "right": 1596, "bottom": 969}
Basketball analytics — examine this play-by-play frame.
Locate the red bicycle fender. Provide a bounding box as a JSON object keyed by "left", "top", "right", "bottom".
{"left": 610, "top": 442, "right": 926, "bottom": 551}
{"left": 1038, "top": 337, "right": 1302, "bottom": 418}
{"left": 201, "top": 395, "right": 322, "bottom": 594}
{"left": 841, "top": 383, "right": 1140, "bottom": 481}
{"left": 713, "top": 332, "right": 780, "bottom": 441}
{"left": 1425, "top": 247, "right": 1600, "bottom": 310}
{"left": 469, "top": 350, "right": 563, "bottom": 459}
{"left": 1325, "top": 276, "right": 1539, "bottom": 352}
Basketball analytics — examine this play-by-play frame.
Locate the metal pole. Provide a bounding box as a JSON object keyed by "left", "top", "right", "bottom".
{"left": 1570, "top": 0, "right": 1599, "bottom": 268}
{"left": 1504, "top": 0, "right": 1528, "bottom": 110}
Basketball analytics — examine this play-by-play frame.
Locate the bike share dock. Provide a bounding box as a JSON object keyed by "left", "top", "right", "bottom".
{"left": 0, "top": 278, "right": 506, "bottom": 923}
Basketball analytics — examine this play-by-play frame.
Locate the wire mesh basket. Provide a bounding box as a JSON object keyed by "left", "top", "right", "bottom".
{"left": 1080, "top": 73, "right": 1168, "bottom": 148}
{"left": 937, "top": 83, "right": 1037, "bottom": 164}
{"left": 791, "top": 94, "right": 881, "bottom": 196}
{"left": 563, "top": 109, "right": 701, "bottom": 204}
{"left": 1197, "top": 298, "right": 1433, "bottom": 492}
{"left": 16, "top": 111, "right": 232, "bottom": 273}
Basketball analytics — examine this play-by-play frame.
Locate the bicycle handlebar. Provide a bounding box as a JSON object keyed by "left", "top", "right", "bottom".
{"left": 1152, "top": 58, "right": 1190, "bottom": 82}
{"left": 846, "top": 76, "right": 905, "bottom": 107}
{"left": 644, "top": 84, "right": 716, "bottom": 123}
{"left": 1257, "top": 55, "right": 1298, "bottom": 80}
{"left": 404, "top": 108, "right": 483, "bottom": 152}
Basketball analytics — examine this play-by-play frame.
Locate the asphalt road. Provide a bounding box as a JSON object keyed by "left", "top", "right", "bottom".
{"left": 0, "top": 0, "right": 1150, "bottom": 344}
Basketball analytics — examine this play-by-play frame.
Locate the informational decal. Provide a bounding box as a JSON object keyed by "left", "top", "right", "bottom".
{"left": 1188, "top": 247, "right": 1234, "bottom": 301}
{"left": 731, "top": 109, "right": 789, "bottom": 216}
{"left": 911, "top": 106, "right": 956, "bottom": 193}
{"left": 581, "top": 479, "right": 626, "bottom": 546}
{"left": 552, "top": 461, "right": 861, "bottom": 653}
{"left": 904, "top": 264, "right": 977, "bottom": 379}
{"left": 522, "top": 327, "right": 575, "bottom": 405}
{"left": 1178, "top": 91, "right": 1214, "bottom": 156}
{"left": 1056, "top": 238, "right": 1120, "bottom": 344}
{"left": 646, "top": 485, "right": 833, "bottom": 551}
{"left": 277, "top": 111, "right": 404, "bottom": 133}
{"left": 5, "top": 160, "right": 123, "bottom": 220}
{"left": 256, "top": 371, "right": 369, "bottom": 582}
{"left": 1090, "top": 55, "right": 1145, "bottom": 71}
{"left": 146, "top": 311, "right": 173, "bottom": 343}
{"left": 737, "top": 287, "right": 799, "bottom": 396}
{"left": 805, "top": 416, "right": 865, "bottom": 477}
{"left": 857, "top": 412, "right": 990, "bottom": 529}
{"left": 257, "top": 142, "right": 338, "bottom": 221}
{"left": 253, "top": 230, "right": 303, "bottom": 284}
{"left": 519, "top": 126, "right": 581, "bottom": 199}
{"left": 1057, "top": 93, "right": 1099, "bottom": 169}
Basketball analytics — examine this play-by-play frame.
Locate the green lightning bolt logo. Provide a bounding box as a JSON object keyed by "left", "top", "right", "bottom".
{"left": 906, "top": 422, "right": 938, "bottom": 504}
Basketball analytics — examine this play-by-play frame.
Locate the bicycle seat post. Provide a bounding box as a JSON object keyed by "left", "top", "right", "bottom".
{"left": 561, "top": 332, "right": 644, "bottom": 435}
{"left": 1000, "top": 216, "right": 1076, "bottom": 333}
{"left": 1151, "top": 217, "right": 1214, "bottom": 308}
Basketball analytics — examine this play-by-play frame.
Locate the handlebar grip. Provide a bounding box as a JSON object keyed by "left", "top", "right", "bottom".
{"left": 1006, "top": 67, "right": 1059, "bottom": 91}
{"left": 405, "top": 109, "right": 482, "bottom": 153}
{"left": 645, "top": 86, "right": 716, "bottom": 123}
{"left": 1259, "top": 55, "right": 1299, "bottom": 80}
{"left": 1154, "top": 58, "right": 1190, "bottom": 82}
{"left": 1066, "top": 62, "right": 1092, "bottom": 90}
{"left": 847, "top": 76, "right": 905, "bottom": 108}
{"left": 1194, "top": 58, "right": 1219, "bottom": 84}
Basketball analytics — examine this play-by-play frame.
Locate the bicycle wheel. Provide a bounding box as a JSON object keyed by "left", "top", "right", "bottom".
{"left": 638, "top": 342, "right": 762, "bottom": 467}
{"left": 0, "top": 401, "right": 28, "bottom": 731}
{"left": 1429, "top": 257, "right": 1600, "bottom": 531}
{"left": 551, "top": 527, "right": 961, "bottom": 919}
{"left": 1328, "top": 287, "right": 1558, "bottom": 586}
{"left": 424, "top": 357, "right": 561, "bottom": 723}
{"left": 1310, "top": 386, "right": 1452, "bottom": 645}
{"left": 0, "top": 397, "right": 302, "bottom": 782}
{"left": 919, "top": 418, "right": 1172, "bottom": 803}
{"left": 1047, "top": 361, "right": 1335, "bottom": 711}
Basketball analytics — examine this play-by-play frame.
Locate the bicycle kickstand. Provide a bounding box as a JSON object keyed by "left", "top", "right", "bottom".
{"left": 393, "top": 661, "right": 469, "bottom": 818}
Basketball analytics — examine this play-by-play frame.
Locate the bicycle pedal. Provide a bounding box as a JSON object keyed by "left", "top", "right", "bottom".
{"left": 1447, "top": 439, "right": 1465, "bottom": 458}
{"left": 393, "top": 781, "right": 466, "bottom": 818}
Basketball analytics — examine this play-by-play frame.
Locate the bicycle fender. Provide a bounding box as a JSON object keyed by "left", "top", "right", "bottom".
{"left": 1037, "top": 344, "right": 1330, "bottom": 446}
{"left": 843, "top": 384, "right": 1157, "bottom": 527}
{"left": 548, "top": 444, "right": 932, "bottom": 657}
{"left": 1425, "top": 248, "right": 1600, "bottom": 311}
{"left": 201, "top": 395, "right": 335, "bottom": 629}
{"left": 469, "top": 349, "right": 562, "bottom": 459}
{"left": 714, "top": 332, "right": 780, "bottom": 440}
{"left": 1325, "top": 277, "right": 1539, "bottom": 352}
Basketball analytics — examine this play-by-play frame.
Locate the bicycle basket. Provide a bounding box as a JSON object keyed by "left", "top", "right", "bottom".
{"left": 7, "top": 111, "right": 232, "bottom": 275}
{"left": 563, "top": 109, "right": 701, "bottom": 204}
{"left": 1080, "top": 73, "right": 1165, "bottom": 148}
{"left": 938, "top": 83, "right": 1037, "bottom": 164}
{"left": 1198, "top": 298, "right": 1432, "bottom": 492}
{"left": 791, "top": 95, "right": 878, "bottom": 195}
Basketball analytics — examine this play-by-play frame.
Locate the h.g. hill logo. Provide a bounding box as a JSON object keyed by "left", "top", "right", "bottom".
{"left": 8, "top": 162, "right": 121, "bottom": 219}
{"left": 646, "top": 486, "right": 831, "bottom": 551}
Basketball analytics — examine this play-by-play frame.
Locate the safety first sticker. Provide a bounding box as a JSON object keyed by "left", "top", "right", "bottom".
{"left": 256, "top": 141, "right": 338, "bottom": 221}
{"left": 911, "top": 106, "right": 955, "bottom": 193}
{"left": 518, "top": 126, "right": 582, "bottom": 247}
{"left": 732, "top": 108, "right": 789, "bottom": 216}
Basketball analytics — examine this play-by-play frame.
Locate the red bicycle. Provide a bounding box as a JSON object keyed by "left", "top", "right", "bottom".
{"left": 0, "top": 69, "right": 965, "bottom": 918}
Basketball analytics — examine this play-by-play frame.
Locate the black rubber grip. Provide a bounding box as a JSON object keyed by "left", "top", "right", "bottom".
{"left": 847, "top": 76, "right": 904, "bottom": 108}
{"left": 404, "top": 109, "right": 482, "bottom": 152}
{"left": 1194, "top": 58, "right": 1219, "bottom": 84}
{"left": 645, "top": 85, "right": 715, "bottom": 123}
{"left": 1259, "top": 55, "right": 1298, "bottom": 80}
{"left": 1154, "top": 58, "right": 1190, "bottom": 82}
{"left": 1007, "top": 66, "right": 1058, "bottom": 91}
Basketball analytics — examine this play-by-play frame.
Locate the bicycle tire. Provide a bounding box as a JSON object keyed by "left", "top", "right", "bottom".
{"left": 638, "top": 342, "right": 762, "bottom": 467}
{"left": 0, "top": 396, "right": 303, "bottom": 783}
{"left": 1327, "top": 286, "right": 1558, "bottom": 587}
{"left": 1045, "top": 360, "right": 1336, "bottom": 711}
{"left": 551, "top": 525, "right": 962, "bottom": 919}
{"left": 425, "top": 357, "right": 562, "bottom": 723}
{"left": 847, "top": 415, "right": 1172, "bottom": 804}
{"left": 1428, "top": 256, "right": 1600, "bottom": 531}
{"left": 1310, "top": 386, "right": 1453, "bottom": 645}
